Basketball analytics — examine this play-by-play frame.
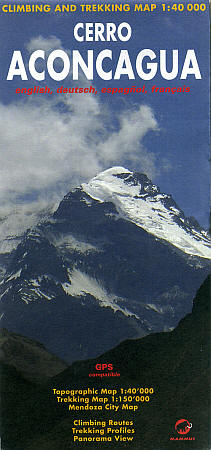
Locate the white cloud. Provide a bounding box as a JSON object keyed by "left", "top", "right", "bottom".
{"left": 0, "top": 93, "right": 158, "bottom": 210}
{"left": 0, "top": 34, "right": 160, "bottom": 247}
{"left": 100, "top": 105, "right": 158, "bottom": 175}
{"left": 26, "top": 35, "right": 63, "bottom": 53}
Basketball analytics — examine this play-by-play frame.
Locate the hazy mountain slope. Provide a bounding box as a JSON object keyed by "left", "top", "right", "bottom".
{"left": 0, "top": 328, "right": 67, "bottom": 382}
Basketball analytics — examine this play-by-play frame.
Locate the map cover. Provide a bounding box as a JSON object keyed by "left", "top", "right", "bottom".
{"left": 0, "top": 0, "right": 210, "bottom": 448}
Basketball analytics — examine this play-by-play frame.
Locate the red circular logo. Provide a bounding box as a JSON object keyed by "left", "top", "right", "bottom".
{"left": 175, "top": 419, "right": 192, "bottom": 435}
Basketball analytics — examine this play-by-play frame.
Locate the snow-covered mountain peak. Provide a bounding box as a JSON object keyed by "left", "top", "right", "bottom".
{"left": 94, "top": 166, "right": 132, "bottom": 177}
{"left": 82, "top": 167, "right": 211, "bottom": 259}
{"left": 1, "top": 166, "right": 210, "bottom": 363}
{"left": 82, "top": 166, "right": 161, "bottom": 201}
{"left": 82, "top": 166, "right": 140, "bottom": 201}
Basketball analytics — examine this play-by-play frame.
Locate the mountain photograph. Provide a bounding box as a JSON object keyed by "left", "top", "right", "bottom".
{"left": 0, "top": 4, "right": 210, "bottom": 450}
{"left": 0, "top": 167, "right": 210, "bottom": 449}
{"left": 0, "top": 168, "right": 210, "bottom": 363}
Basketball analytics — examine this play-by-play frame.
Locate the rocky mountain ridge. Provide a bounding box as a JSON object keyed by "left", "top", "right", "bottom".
{"left": 0, "top": 167, "right": 210, "bottom": 362}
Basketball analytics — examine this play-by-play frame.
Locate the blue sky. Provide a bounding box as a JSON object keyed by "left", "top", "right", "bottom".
{"left": 0, "top": 1, "right": 209, "bottom": 228}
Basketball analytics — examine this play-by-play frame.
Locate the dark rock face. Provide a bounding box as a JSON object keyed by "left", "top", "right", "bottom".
{"left": 1, "top": 275, "right": 210, "bottom": 450}
{"left": 0, "top": 169, "right": 210, "bottom": 363}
